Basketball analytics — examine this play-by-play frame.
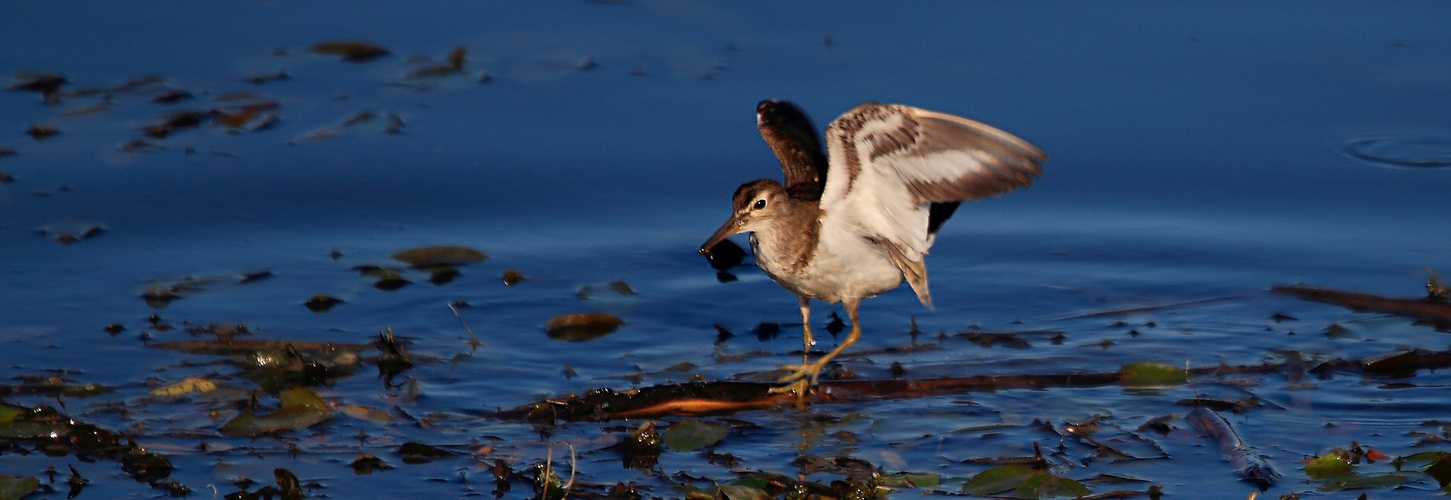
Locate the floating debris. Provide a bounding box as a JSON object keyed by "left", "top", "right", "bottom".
{"left": 503, "top": 269, "right": 526, "bottom": 286}
{"left": 311, "top": 41, "right": 390, "bottom": 62}
{"left": 304, "top": 294, "right": 342, "bottom": 312}
{"left": 350, "top": 454, "right": 392, "bottom": 475}
{"left": 242, "top": 70, "right": 289, "bottom": 85}
{"left": 143, "top": 110, "right": 210, "bottom": 139}
{"left": 1116, "top": 362, "right": 1187, "bottom": 387}
{"left": 428, "top": 266, "right": 459, "bottom": 285}
{"left": 147, "top": 377, "right": 218, "bottom": 401}
{"left": 545, "top": 313, "right": 623, "bottom": 341}
{"left": 398, "top": 442, "right": 455, "bottom": 464}
{"left": 391, "top": 245, "right": 487, "bottom": 267}
{"left": 152, "top": 89, "right": 192, "bottom": 104}
{"left": 292, "top": 110, "right": 403, "bottom": 142}
{"left": 220, "top": 387, "right": 335, "bottom": 436}
{"left": 26, "top": 124, "right": 58, "bottom": 140}
{"left": 662, "top": 419, "right": 728, "bottom": 452}
{"left": 1188, "top": 406, "right": 1278, "bottom": 490}
{"left": 37, "top": 221, "right": 104, "bottom": 245}
{"left": 214, "top": 101, "right": 281, "bottom": 132}
{"left": 578, "top": 280, "right": 634, "bottom": 300}
{"left": 6, "top": 73, "right": 66, "bottom": 103}
{"left": 239, "top": 270, "right": 273, "bottom": 284}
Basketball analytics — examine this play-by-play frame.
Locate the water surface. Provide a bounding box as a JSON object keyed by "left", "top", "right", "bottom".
{"left": 3, "top": 1, "right": 1451, "bottom": 498}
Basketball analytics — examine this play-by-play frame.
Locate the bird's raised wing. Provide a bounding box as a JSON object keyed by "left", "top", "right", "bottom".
{"left": 821, "top": 103, "right": 1045, "bottom": 259}
{"left": 757, "top": 100, "right": 829, "bottom": 200}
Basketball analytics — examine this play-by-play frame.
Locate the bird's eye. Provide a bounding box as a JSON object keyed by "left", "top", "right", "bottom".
{"left": 752, "top": 199, "right": 767, "bottom": 210}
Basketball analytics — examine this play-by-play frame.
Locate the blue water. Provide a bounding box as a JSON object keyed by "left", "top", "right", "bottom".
{"left": 3, "top": 1, "right": 1451, "bottom": 498}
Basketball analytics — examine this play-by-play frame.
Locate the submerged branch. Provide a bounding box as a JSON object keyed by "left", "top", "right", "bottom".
{"left": 1272, "top": 284, "right": 1451, "bottom": 327}
{"left": 491, "top": 363, "right": 1283, "bottom": 423}
{"left": 493, "top": 343, "right": 1451, "bottom": 423}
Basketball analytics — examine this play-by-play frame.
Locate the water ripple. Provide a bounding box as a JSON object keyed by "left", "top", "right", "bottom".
{"left": 1341, "top": 134, "right": 1451, "bottom": 169}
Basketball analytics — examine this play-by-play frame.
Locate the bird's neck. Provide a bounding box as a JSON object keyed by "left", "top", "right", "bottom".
{"left": 752, "top": 199, "right": 822, "bottom": 274}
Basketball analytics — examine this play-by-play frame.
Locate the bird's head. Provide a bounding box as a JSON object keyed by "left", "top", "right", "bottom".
{"left": 699, "top": 179, "right": 790, "bottom": 256}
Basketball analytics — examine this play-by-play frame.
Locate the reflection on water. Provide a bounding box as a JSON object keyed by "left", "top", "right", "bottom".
{"left": 2, "top": 1, "right": 1451, "bottom": 498}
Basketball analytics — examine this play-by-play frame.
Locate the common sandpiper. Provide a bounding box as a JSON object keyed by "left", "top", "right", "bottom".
{"left": 700, "top": 100, "right": 1045, "bottom": 395}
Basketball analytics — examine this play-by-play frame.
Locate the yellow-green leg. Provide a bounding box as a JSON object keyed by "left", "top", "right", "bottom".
{"left": 797, "top": 295, "right": 814, "bottom": 365}
{"left": 772, "top": 299, "right": 861, "bottom": 395}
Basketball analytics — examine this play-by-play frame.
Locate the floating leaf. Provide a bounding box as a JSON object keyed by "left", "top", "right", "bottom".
{"left": 238, "top": 270, "right": 273, "bottom": 284}
{"left": 304, "top": 294, "right": 342, "bottom": 312}
{"left": 311, "top": 41, "right": 390, "bottom": 62}
{"left": 141, "top": 284, "right": 179, "bottom": 308}
{"left": 350, "top": 454, "right": 392, "bottom": 475}
{"left": 398, "top": 441, "right": 455, "bottom": 464}
{"left": 148, "top": 377, "right": 217, "bottom": 400}
{"left": 1428, "top": 453, "right": 1451, "bottom": 490}
{"left": 373, "top": 269, "right": 410, "bottom": 291}
{"left": 26, "top": 124, "right": 58, "bottom": 140}
{"left": 1315, "top": 472, "right": 1412, "bottom": 492}
{"left": 0, "top": 476, "right": 40, "bottom": 500}
{"left": 273, "top": 468, "right": 303, "bottom": 500}
{"left": 39, "top": 221, "right": 105, "bottom": 245}
{"left": 963, "top": 465, "right": 1039, "bottom": 495}
{"left": 664, "top": 419, "right": 729, "bottom": 452}
{"left": 7, "top": 73, "right": 66, "bottom": 94}
{"left": 391, "top": 245, "right": 487, "bottom": 267}
{"left": 143, "top": 110, "right": 209, "bottom": 139}
{"left": 545, "top": 313, "right": 623, "bottom": 341}
{"left": 448, "top": 46, "right": 466, "bottom": 69}
{"left": 337, "top": 405, "right": 392, "bottom": 422}
{"left": 428, "top": 267, "right": 459, "bottom": 285}
{"left": 1117, "top": 362, "right": 1187, "bottom": 387}
{"left": 405, "top": 63, "right": 463, "bottom": 79}
{"left": 880, "top": 472, "right": 941, "bottom": 488}
{"left": 578, "top": 280, "right": 635, "bottom": 300}
{"left": 503, "top": 269, "right": 526, "bottom": 286}
{"left": 1013, "top": 473, "right": 1090, "bottom": 499}
{"left": 220, "top": 387, "right": 334, "bottom": 436}
{"left": 1305, "top": 452, "right": 1352, "bottom": 479}
{"left": 214, "top": 102, "right": 280, "bottom": 131}
{"left": 719, "top": 483, "right": 769, "bottom": 500}
{"left": 152, "top": 89, "right": 192, "bottom": 104}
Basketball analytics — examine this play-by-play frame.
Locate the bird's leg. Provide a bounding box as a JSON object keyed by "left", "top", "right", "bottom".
{"left": 798, "top": 295, "right": 814, "bottom": 365}
{"left": 772, "top": 299, "right": 861, "bottom": 395}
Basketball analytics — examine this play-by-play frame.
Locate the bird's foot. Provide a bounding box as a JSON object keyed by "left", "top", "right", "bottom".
{"left": 769, "top": 378, "right": 811, "bottom": 396}
{"left": 768, "top": 359, "right": 829, "bottom": 395}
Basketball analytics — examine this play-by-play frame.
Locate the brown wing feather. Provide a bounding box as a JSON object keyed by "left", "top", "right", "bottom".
{"left": 757, "top": 100, "right": 829, "bottom": 200}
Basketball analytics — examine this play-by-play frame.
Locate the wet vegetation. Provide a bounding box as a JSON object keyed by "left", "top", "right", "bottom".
{"left": 4, "top": 4, "right": 1451, "bottom": 500}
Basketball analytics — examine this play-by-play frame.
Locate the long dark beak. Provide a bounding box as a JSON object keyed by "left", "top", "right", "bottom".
{"left": 699, "top": 216, "right": 741, "bottom": 256}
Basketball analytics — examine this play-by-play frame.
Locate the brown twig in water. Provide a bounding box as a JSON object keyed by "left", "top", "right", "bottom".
{"left": 1187, "top": 406, "right": 1278, "bottom": 490}
{"left": 449, "top": 302, "right": 483, "bottom": 349}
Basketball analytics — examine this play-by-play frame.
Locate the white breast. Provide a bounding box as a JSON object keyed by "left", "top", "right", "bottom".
{"left": 750, "top": 219, "right": 904, "bottom": 304}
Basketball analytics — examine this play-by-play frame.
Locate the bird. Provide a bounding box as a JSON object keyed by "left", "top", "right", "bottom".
{"left": 699, "top": 100, "right": 1045, "bottom": 395}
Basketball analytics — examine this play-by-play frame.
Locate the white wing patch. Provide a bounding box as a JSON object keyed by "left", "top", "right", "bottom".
{"left": 820, "top": 103, "right": 1045, "bottom": 263}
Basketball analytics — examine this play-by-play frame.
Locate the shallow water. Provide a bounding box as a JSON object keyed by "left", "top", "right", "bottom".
{"left": 3, "top": 1, "right": 1451, "bottom": 498}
